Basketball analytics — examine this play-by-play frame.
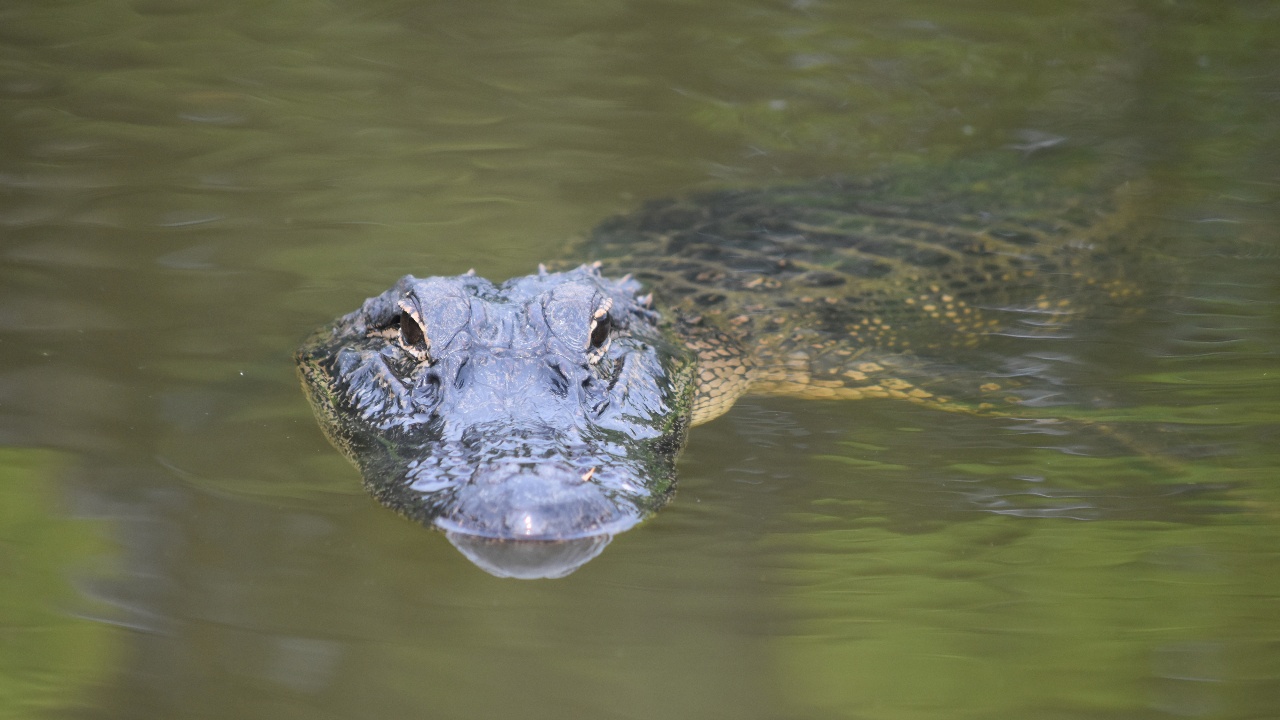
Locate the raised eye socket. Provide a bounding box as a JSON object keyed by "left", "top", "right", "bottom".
{"left": 395, "top": 311, "right": 430, "bottom": 362}
{"left": 589, "top": 313, "right": 611, "bottom": 349}
{"left": 398, "top": 312, "right": 424, "bottom": 346}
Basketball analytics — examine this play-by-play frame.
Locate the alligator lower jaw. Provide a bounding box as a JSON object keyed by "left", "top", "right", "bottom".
{"left": 442, "top": 532, "right": 615, "bottom": 580}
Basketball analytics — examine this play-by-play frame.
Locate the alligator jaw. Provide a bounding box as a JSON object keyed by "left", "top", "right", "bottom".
{"left": 427, "top": 460, "right": 649, "bottom": 542}
{"left": 387, "top": 449, "right": 662, "bottom": 578}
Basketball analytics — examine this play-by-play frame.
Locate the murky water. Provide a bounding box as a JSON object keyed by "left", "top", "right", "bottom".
{"left": 1, "top": 0, "right": 1278, "bottom": 718}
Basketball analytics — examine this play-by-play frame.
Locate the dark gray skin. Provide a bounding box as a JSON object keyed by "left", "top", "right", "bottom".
{"left": 297, "top": 265, "right": 698, "bottom": 578}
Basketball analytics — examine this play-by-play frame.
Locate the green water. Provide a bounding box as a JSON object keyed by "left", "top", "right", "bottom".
{"left": 1, "top": 0, "right": 1278, "bottom": 718}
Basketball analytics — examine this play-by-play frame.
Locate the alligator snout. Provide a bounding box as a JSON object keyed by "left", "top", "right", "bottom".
{"left": 435, "top": 461, "right": 638, "bottom": 541}
{"left": 433, "top": 461, "right": 635, "bottom": 579}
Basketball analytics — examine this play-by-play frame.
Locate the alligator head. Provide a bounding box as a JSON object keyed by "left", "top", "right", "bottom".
{"left": 297, "top": 265, "right": 697, "bottom": 578}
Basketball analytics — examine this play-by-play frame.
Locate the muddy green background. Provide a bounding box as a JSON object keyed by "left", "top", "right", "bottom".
{"left": 1, "top": 1, "right": 1278, "bottom": 718}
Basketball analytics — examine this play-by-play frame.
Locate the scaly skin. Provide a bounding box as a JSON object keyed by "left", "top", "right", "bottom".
{"left": 299, "top": 156, "right": 1149, "bottom": 577}
{"left": 580, "top": 162, "right": 1145, "bottom": 419}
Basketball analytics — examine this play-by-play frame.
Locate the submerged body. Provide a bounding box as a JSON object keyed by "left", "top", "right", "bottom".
{"left": 297, "top": 157, "right": 1144, "bottom": 577}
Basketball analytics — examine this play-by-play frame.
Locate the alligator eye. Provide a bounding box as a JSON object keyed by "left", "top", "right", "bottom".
{"left": 395, "top": 310, "right": 431, "bottom": 363}
{"left": 587, "top": 297, "right": 614, "bottom": 353}
{"left": 589, "top": 313, "right": 611, "bottom": 349}
{"left": 399, "top": 312, "right": 424, "bottom": 345}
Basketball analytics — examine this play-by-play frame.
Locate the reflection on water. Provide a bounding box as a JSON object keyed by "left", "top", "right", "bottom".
{"left": 0, "top": 0, "right": 1278, "bottom": 718}
{"left": 446, "top": 533, "right": 613, "bottom": 579}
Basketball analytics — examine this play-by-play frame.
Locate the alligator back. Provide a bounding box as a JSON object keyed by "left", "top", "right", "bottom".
{"left": 577, "top": 158, "right": 1148, "bottom": 420}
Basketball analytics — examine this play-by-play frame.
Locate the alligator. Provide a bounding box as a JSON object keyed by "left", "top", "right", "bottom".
{"left": 297, "top": 156, "right": 1145, "bottom": 578}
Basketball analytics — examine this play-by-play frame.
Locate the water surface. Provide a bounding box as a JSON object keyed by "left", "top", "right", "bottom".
{"left": 1, "top": 0, "right": 1278, "bottom": 718}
